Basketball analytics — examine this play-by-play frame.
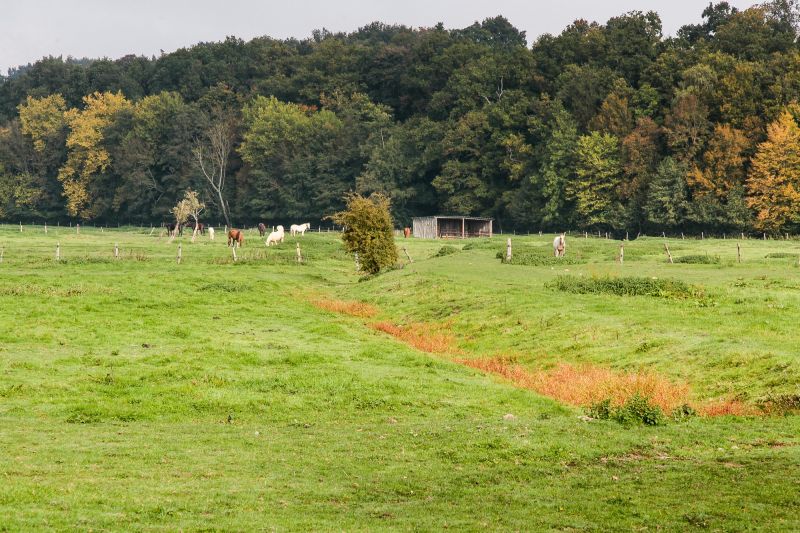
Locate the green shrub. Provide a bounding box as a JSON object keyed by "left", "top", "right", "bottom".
{"left": 328, "top": 193, "right": 398, "bottom": 275}
{"left": 547, "top": 275, "right": 703, "bottom": 299}
{"left": 671, "top": 404, "right": 697, "bottom": 421}
{"left": 434, "top": 245, "right": 459, "bottom": 257}
{"left": 674, "top": 254, "right": 721, "bottom": 264}
{"left": 588, "top": 394, "right": 665, "bottom": 426}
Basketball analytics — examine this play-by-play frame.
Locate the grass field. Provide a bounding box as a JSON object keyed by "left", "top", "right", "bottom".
{"left": 0, "top": 224, "right": 798, "bottom": 531}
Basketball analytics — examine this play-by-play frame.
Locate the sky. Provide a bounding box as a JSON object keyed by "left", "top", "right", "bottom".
{"left": 1, "top": 0, "right": 760, "bottom": 74}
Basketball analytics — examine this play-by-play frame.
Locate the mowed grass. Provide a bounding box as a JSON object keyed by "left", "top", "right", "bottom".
{"left": 0, "top": 224, "right": 798, "bottom": 531}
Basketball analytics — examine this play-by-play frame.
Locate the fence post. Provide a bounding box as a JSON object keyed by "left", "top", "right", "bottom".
{"left": 737, "top": 243, "right": 741, "bottom": 263}
{"left": 701, "top": 231, "right": 704, "bottom": 240}
{"left": 296, "top": 242, "right": 303, "bottom": 264}
{"left": 664, "top": 242, "right": 673, "bottom": 264}
{"left": 403, "top": 246, "right": 413, "bottom": 264}
{"left": 506, "top": 238, "right": 512, "bottom": 263}
{"left": 44, "top": 222, "right": 47, "bottom": 234}
{"left": 114, "top": 243, "right": 119, "bottom": 259}
{"left": 619, "top": 242, "right": 624, "bottom": 264}
{"left": 19, "top": 222, "right": 22, "bottom": 233}
{"left": 55, "top": 242, "right": 61, "bottom": 261}
{"left": 177, "top": 244, "right": 182, "bottom": 265}
{"left": 76, "top": 224, "right": 80, "bottom": 235}
{"left": 0, "top": 247, "right": 4, "bottom": 263}
{"left": 231, "top": 245, "right": 237, "bottom": 262}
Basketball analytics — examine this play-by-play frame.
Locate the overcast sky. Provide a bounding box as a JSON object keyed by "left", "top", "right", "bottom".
{"left": 2, "top": 0, "right": 759, "bottom": 74}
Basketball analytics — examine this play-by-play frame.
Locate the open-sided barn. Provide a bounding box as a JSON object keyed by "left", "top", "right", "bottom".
{"left": 412, "top": 216, "right": 493, "bottom": 239}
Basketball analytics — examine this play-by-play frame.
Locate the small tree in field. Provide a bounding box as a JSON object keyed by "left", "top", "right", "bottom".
{"left": 330, "top": 193, "right": 398, "bottom": 274}
{"left": 170, "top": 197, "right": 191, "bottom": 243}
{"left": 183, "top": 190, "right": 205, "bottom": 242}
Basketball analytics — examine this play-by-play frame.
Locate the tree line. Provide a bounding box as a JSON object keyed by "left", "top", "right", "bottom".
{"left": 2, "top": 1, "right": 800, "bottom": 234}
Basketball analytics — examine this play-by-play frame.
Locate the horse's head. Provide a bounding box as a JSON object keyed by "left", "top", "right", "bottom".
{"left": 277, "top": 225, "right": 284, "bottom": 231}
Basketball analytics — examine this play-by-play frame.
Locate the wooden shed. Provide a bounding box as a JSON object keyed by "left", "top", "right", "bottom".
{"left": 411, "top": 216, "right": 493, "bottom": 239}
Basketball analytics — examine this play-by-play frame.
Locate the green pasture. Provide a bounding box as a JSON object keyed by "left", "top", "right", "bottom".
{"left": 0, "top": 224, "right": 798, "bottom": 531}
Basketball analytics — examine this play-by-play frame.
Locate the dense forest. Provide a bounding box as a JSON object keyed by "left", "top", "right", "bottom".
{"left": 3, "top": 1, "right": 800, "bottom": 233}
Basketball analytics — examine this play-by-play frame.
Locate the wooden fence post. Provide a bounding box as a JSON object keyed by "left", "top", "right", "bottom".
{"left": 0, "top": 247, "right": 4, "bottom": 264}
{"left": 296, "top": 242, "right": 303, "bottom": 264}
{"left": 19, "top": 222, "right": 22, "bottom": 232}
{"left": 664, "top": 242, "right": 673, "bottom": 264}
{"left": 701, "top": 231, "right": 704, "bottom": 240}
{"left": 506, "top": 238, "right": 512, "bottom": 263}
{"left": 231, "top": 245, "right": 237, "bottom": 262}
{"left": 44, "top": 222, "right": 47, "bottom": 234}
{"left": 177, "top": 244, "right": 182, "bottom": 265}
{"left": 619, "top": 242, "right": 624, "bottom": 264}
{"left": 403, "top": 246, "right": 413, "bottom": 264}
{"left": 76, "top": 224, "right": 80, "bottom": 235}
{"left": 114, "top": 243, "right": 119, "bottom": 259}
{"left": 55, "top": 243, "right": 61, "bottom": 261}
{"left": 737, "top": 243, "right": 741, "bottom": 263}
{"left": 681, "top": 232, "right": 685, "bottom": 240}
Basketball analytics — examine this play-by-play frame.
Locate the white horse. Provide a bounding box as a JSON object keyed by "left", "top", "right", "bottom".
{"left": 208, "top": 226, "right": 215, "bottom": 240}
{"left": 553, "top": 233, "right": 566, "bottom": 257}
{"left": 290, "top": 222, "right": 311, "bottom": 236}
{"left": 266, "top": 225, "right": 285, "bottom": 246}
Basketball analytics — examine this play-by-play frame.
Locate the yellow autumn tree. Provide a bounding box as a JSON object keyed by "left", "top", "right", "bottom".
{"left": 746, "top": 110, "right": 800, "bottom": 232}
{"left": 688, "top": 124, "right": 750, "bottom": 198}
{"left": 58, "top": 91, "right": 130, "bottom": 218}
{"left": 18, "top": 94, "right": 67, "bottom": 152}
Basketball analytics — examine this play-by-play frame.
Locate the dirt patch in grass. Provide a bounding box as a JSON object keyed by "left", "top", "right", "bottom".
{"left": 313, "top": 298, "right": 378, "bottom": 318}
{"left": 370, "top": 321, "right": 458, "bottom": 354}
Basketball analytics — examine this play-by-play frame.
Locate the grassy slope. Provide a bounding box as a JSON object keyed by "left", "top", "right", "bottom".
{"left": 0, "top": 226, "right": 798, "bottom": 531}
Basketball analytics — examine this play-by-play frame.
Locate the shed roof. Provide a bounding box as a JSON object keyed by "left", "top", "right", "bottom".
{"left": 413, "top": 215, "right": 494, "bottom": 221}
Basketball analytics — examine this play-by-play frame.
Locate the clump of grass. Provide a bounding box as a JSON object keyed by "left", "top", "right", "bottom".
{"left": 462, "top": 240, "right": 498, "bottom": 251}
{"left": 547, "top": 275, "right": 703, "bottom": 299}
{"left": 757, "top": 393, "right": 800, "bottom": 414}
{"left": 371, "top": 321, "right": 457, "bottom": 353}
{"left": 199, "top": 281, "right": 247, "bottom": 293}
{"left": 765, "top": 252, "right": 799, "bottom": 259}
{"left": 674, "top": 254, "right": 721, "bottom": 264}
{"left": 696, "top": 399, "right": 755, "bottom": 416}
{"left": 497, "top": 251, "right": 583, "bottom": 266}
{"left": 588, "top": 394, "right": 665, "bottom": 426}
{"left": 457, "top": 358, "right": 692, "bottom": 413}
{"left": 434, "top": 245, "right": 459, "bottom": 257}
{"left": 313, "top": 298, "right": 378, "bottom": 318}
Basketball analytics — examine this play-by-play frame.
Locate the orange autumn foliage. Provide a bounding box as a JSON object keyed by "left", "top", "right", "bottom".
{"left": 312, "top": 298, "right": 378, "bottom": 318}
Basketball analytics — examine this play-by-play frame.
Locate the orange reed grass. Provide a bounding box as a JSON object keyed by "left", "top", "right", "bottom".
{"left": 312, "top": 298, "right": 378, "bottom": 318}
{"left": 457, "top": 356, "right": 692, "bottom": 413}
{"left": 370, "top": 321, "right": 458, "bottom": 354}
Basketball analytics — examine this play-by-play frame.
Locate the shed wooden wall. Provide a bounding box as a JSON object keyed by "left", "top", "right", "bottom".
{"left": 412, "top": 217, "right": 437, "bottom": 239}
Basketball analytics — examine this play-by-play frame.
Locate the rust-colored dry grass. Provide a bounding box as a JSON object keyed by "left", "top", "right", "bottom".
{"left": 370, "top": 321, "right": 458, "bottom": 354}
{"left": 697, "top": 399, "right": 756, "bottom": 417}
{"left": 312, "top": 298, "right": 378, "bottom": 318}
{"left": 457, "top": 356, "right": 692, "bottom": 413}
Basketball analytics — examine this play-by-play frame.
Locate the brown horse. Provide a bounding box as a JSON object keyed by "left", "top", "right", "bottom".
{"left": 257, "top": 223, "right": 267, "bottom": 237}
{"left": 228, "top": 229, "right": 244, "bottom": 247}
{"left": 403, "top": 227, "right": 411, "bottom": 238}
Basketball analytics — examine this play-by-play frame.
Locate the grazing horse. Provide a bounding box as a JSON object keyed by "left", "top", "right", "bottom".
{"left": 227, "top": 229, "right": 244, "bottom": 248}
{"left": 290, "top": 223, "right": 310, "bottom": 236}
{"left": 257, "top": 223, "right": 267, "bottom": 237}
{"left": 403, "top": 227, "right": 411, "bottom": 238}
{"left": 553, "top": 233, "right": 566, "bottom": 258}
{"left": 166, "top": 222, "right": 182, "bottom": 237}
{"left": 266, "top": 225, "right": 285, "bottom": 246}
{"left": 208, "top": 226, "right": 215, "bottom": 240}
{"left": 186, "top": 222, "right": 205, "bottom": 235}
